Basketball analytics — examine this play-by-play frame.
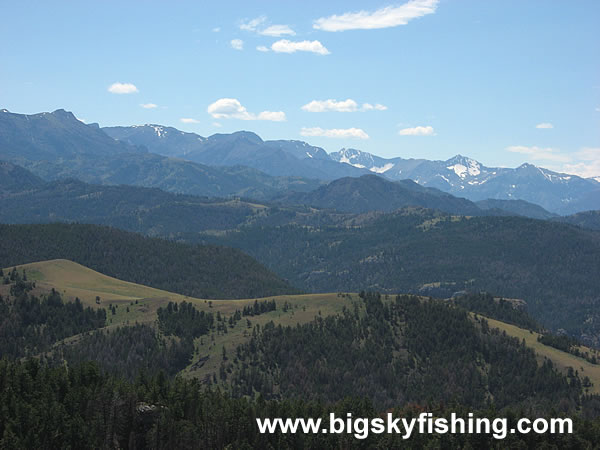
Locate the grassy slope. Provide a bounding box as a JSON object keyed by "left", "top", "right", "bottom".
{"left": 7, "top": 259, "right": 600, "bottom": 391}
{"left": 4, "top": 260, "right": 351, "bottom": 374}
{"left": 484, "top": 316, "right": 600, "bottom": 394}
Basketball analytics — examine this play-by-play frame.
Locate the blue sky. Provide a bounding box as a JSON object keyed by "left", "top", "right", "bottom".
{"left": 1, "top": 0, "right": 599, "bottom": 177}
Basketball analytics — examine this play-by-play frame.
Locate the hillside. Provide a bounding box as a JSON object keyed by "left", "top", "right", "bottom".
{"left": 555, "top": 210, "right": 600, "bottom": 231}
{"left": 0, "top": 170, "right": 484, "bottom": 232}
{"left": 276, "top": 174, "right": 483, "bottom": 215}
{"left": 476, "top": 198, "right": 557, "bottom": 220}
{"left": 0, "top": 177, "right": 270, "bottom": 233}
{"left": 4, "top": 259, "right": 202, "bottom": 307}
{"left": 0, "top": 223, "right": 297, "bottom": 299}
{"left": 0, "top": 160, "right": 45, "bottom": 193}
{"left": 2, "top": 261, "right": 600, "bottom": 447}
{"left": 4, "top": 262, "right": 599, "bottom": 395}
{"left": 201, "top": 209, "right": 600, "bottom": 343}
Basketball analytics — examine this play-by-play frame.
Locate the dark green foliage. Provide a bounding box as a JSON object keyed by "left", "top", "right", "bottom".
{"left": 7, "top": 268, "right": 36, "bottom": 297}
{"left": 204, "top": 211, "right": 600, "bottom": 343}
{"left": 538, "top": 334, "right": 598, "bottom": 364}
{"left": 157, "top": 301, "right": 214, "bottom": 339}
{"left": 51, "top": 324, "right": 193, "bottom": 380}
{"left": 0, "top": 289, "right": 106, "bottom": 358}
{"left": 555, "top": 210, "right": 600, "bottom": 231}
{"left": 453, "top": 292, "right": 540, "bottom": 331}
{"left": 0, "top": 222, "right": 298, "bottom": 299}
{"left": 1, "top": 359, "right": 599, "bottom": 449}
{"left": 228, "top": 293, "right": 581, "bottom": 412}
{"left": 0, "top": 178, "right": 267, "bottom": 233}
{"left": 242, "top": 299, "right": 277, "bottom": 316}
{"left": 538, "top": 333, "right": 581, "bottom": 353}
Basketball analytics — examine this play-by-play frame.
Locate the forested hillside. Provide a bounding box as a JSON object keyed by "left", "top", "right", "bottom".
{"left": 2, "top": 290, "right": 600, "bottom": 448}
{"left": 202, "top": 210, "right": 600, "bottom": 343}
{"left": 555, "top": 210, "right": 600, "bottom": 231}
{"left": 224, "top": 293, "right": 582, "bottom": 411}
{"left": 0, "top": 223, "right": 297, "bottom": 299}
{"left": 3, "top": 359, "right": 600, "bottom": 449}
{"left": 275, "top": 175, "right": 483, "bottom": 215}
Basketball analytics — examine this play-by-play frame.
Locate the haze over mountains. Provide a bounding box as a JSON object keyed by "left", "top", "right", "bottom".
{"left": 103, "top": 120, "right": 600, "bottom": 214}
{"left": 2, "top": 108, "right": 599, "bottom": 215}
{"left": 0, "top": 109, "right": 322, "bottom": 200}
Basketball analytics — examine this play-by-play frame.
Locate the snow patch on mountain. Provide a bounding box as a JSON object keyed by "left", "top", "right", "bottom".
{"left": 447, "top": 158, "right": 481, "bottom": 179}
{"left": 447, "top": 163, "right": 468, "bottom": 178}
{"left": 370, "top": 163, "right": 394, "bottom": 174}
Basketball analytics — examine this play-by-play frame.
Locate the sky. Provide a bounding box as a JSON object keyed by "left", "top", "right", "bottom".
{"left": 1, "top": 0, "right": 599, "bottom": 177}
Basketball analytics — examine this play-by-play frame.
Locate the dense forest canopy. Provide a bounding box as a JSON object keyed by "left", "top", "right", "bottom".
{"left": 0, "top": 223, "right": 298, "bottom": 299}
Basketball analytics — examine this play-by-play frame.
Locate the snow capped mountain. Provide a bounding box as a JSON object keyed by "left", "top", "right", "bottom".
{"left": 446, "top": 155, "right": 481, "bottom": 178}
{"left": 102, "top": 122, "right": 599, "bottom": 215}
{"left": 330, "top": 148, "right": 399, "bottom": 173}
{"left": 131, "top": 124, "right": 197, "bottom": 140}
{"left": 326, "top": 150, "right": 599, "bottom": 214}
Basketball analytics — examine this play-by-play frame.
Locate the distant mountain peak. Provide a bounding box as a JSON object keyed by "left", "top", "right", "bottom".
{"left": 445, "top": 155, "right": 482, "bottom": 178}
{"left": 51, "top": 109, "right": 77, "bottom": 119}
{"left": 517, "top": 162, "right": 537, "bottom": 169}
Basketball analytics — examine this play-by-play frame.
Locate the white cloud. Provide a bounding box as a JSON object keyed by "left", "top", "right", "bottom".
{"left": 595, "top": 107, "right": 600, "bottom": 112}
{"left": 302, "top": 99, "right": 358, "bottom": 112}
{"left": 212, "top": 27, "right": 221, "bottom": 32}
{"left": 362, "top": 103, "right": 388, "bottom": 111}
{"left": 230, "top": 39, "right": 244, "bottom": 50}
{"left": 180, "top": 118, "right": 201, "bottom": 124}
{"left": 207, "top": 98, "right": 286, "bottom": 121}
{"left": 260, "top": 25, "right": 296, "bottom": 37}
{"left": 300, "top": 127, "right": 369, "bottom": 139}
{"left": 271, "top": 39, "right": 330, "bottom": 55}
{"left": 255, "top": 111, "right": 287, "bottom": 121}
{"left": 256, "top": 45, "right": 270, "bottom": 52}
{"left": 576, "top": 147, "right": 600, "bottom": 161}
{"left": 507, "top": 146, "right": 600, "bottom": 179}
{"left": 108, "top": 82, "right": 138, "bottom": 94}
{"left": 506, "top": 145, "right": 571, "bottom": 163}
{"left": 212, "top": 122, "right": 223, "bottom": 128}
{"left": 301, "top": 99, "right": 388, "bottom": 112}
{"left": 398, "top": 125, "right": 435, "bottom": 136}
{"left": 313, "top": 0, "right": 439, "bottom": 32}
{"left": 240, "top": 16, "right": 295, "bottom": 37}
{"left": 140, "top": 103, "right": 158, "bottom": 109}
{"left": 240, "top": 16, "right": 267, "bottom": 32}
{"left": 563, "top": 148, "right": 600, "bottom": 179}
{"left": 535, "top": 122, "right": 554, "bottom": 129}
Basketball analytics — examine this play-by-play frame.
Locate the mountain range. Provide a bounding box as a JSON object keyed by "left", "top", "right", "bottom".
{"left": 103, "top": 121, "right": 600, "bottom": 214}
{"left": 5, "top": 161, "right": 590, "bottom": 231}
{"left": 0, "top": 109, "right": 322, "bottom": 200}
{"left": 1, "top": 108, "right": 599, "bottom": 216}
{"left": 2, "top": 108, "right": 600, "bottom": 344}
